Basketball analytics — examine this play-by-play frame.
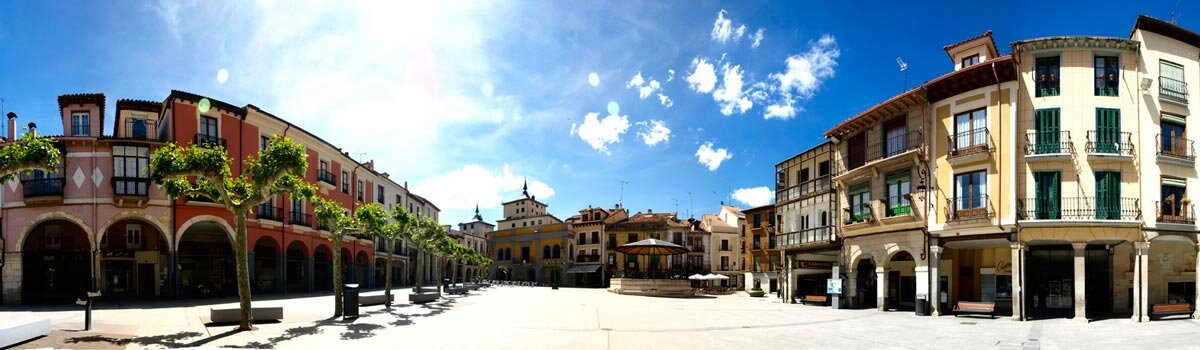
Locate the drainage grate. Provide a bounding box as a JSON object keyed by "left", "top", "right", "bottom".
{"left": 960, "top": 322, "right": 977, "bottom": 325}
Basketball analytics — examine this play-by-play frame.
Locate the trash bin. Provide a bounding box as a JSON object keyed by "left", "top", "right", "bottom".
{"left": 344, "top": 284, "right": 360, "bottom": 318}
{"left": 915, "top": 295, "right": 928, "bottom": 316}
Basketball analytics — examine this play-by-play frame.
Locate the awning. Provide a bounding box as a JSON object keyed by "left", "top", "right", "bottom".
{"left": 567, "top": 265, "right": 602, "bottom": 274}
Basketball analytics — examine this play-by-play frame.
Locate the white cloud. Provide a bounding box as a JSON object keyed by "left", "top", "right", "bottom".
{"left": 750, "top": 28, "right": 765, "bottom": 48}
{"left": 686, "top": 57, "right": 717, "bottom": 93}
{"left": 657, "top": 93, "right": 673, "bottom": 108}
{"left": 627, "top": 72, "right": 671, "bottom": 107}
{"left": 695, "top": 142, "right": 732, "bottom": 171}
{"left": 481, "top": 82, "right": 494, "bottom": 97}
{"left": 765, "top": 35, "right": 840, "bottom": 119}
{"left": 666, "top": 69, "right": 675, "bottom": 82}
{"left": 413, "top": 164, "right": 554, "bottom": 210}
{"left": 588, "top": 72, "right": 600, "bottom": 87}
{"left": 635, "top": 120, "right": 671, "bottom": 147}
{"left": 574, "top": 112, "right": 630, "bottom": 155}
{"left": 216, "top": 68, "right": 229, "bottom": 84}
{"left": 731, "top": 187, "right": 772, "bottom": 207}
{"left": 711, "top": 10, "right": 747, "bottom": 44}
{"left": 712, "top": 63, "right": 752, "bottom": 116}
{"left": 627, "top": 72, "right": 645, "bottom": 88}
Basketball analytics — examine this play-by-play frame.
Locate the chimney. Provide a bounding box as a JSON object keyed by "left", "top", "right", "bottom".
{"left": 647, "top": 209, "right": 653, "bottom": 213}
{"left": 27, "top": 122, "right": 37, "bottom": 136}
{"left": 6, "top": 112, "right": 16, "bottom": 140}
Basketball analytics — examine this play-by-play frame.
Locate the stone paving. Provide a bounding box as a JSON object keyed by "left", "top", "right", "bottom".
{"left": 5, "top": 286, "right": 1200, "bottom": 349}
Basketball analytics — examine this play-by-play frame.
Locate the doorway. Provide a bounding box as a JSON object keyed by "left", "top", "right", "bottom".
{"left": 137, "top": 263, "right": 156, "bottom": 298}
{"left": 1026, "top": 245, "right": 1074, "bottom": 319}
{"left": 855, "top": 259, "right": 877, "bottom": 309}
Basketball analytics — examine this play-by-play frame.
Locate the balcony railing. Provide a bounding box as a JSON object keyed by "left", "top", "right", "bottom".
{"left": 257, "top": 204, "right": 283, "bottom": 221}
{"left": 1085, "top": 131, "right": 1134, "bottom": 156}
{"left": 317, "top": 170, "right": 336, "bottom": 185}
{"left": 607, "top": 241, "right": 617, "bottom": 249}
{"left": 194, "top": 133, "right": 227, "bottom": 149}
{"left": 690, "top": 245, "right": 705, "bottom": 253}
{"left": 947, "top": 194, "right": 993, "bottom": 222}
{"left": 317, "top": 220, "right": 330, "bottom": 231}
{"left": 844, "top": 130, "right": 923, "bottom": 172}
{"left": 778, "top": 225, "right": 836, "bottom": 247}
{"left": 1157, "top": 201, "right": 1195, "bottom": 225}
{"left": 1017, "top": 197, "right": 1141, "bottom": 221}
{"left": 1024, "top": 131, "right": 1073, "bottom": 155}
{"left": 118, "top": 119, "right": 159, "bottom": 140}
{"left": 575, "top": 254, "right": 601, "bottom": 263}
{"left": 1160, "top": 76, "right": 1188, "bottom": 104}
{"left": 948, "top": 128, "right": 991, "bottom": 159}
{"left": 884, "top": 195, "right": 913, "bottom": 217}
{"left": 1157, "top": 134, "right": 1195, "bottom": 161}
{"left": 22, "top": 178, "right": 64, "bottom": 197}
{"left": 290, "top": 213, "right": 311, "bottom": 227}
{"left": 800, "top": 175, "right": 832, "bottom": 197}
{"left": 112, "top": 177, "right": 150, "bottom": 196}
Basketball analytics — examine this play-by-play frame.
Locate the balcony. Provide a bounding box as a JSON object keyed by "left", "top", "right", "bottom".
{"left": 690, "top": 245, "right": 705, "bottom": 253}
{"left": 1024, "top": 131, "right": 1073, "bottom": 161}
{"left": 575, "top": 254, "right": 601, "bottom": 263}
{"left": 947, "top": 194, "right": 993, "bottom": 222}
{"left": 118, "top": 119, "right": 159, "bottom": 140}
{"left": 1017, "top": 196, "right": 1141, "bottom": 224}
{"left": 1157, "top": 134, "right": 1195, "bottom": 165}
{"left": 317, "top": 170, "right": 336, "bottom": 186}
{"left": 884, "top": 195, "right": 913, "bottom": 218}
{"left": 257, "top": 204, "right": 283, "bottom": 221}
{"left": 1085, "top": 131, "right": 1134, "bottom": 158}
{"left": 839, "top": 130, "right": 924, "bottom": 181}
{"left": 1157, "top": 201, "right": 1195, "bottom": 226}
{"left": 194, "top": 133, "right": 227, "bottom": 149}
{"left": 947, "top": 128, "right": 992, "bottom": 163}
{"left": 23, "top": 177, "right": 64, "bottom": 198}
{"left": 778, "top": 225, "right": 837, "bottom": 249}
{"left": 290, "top": 213, "right": 312, "bottom": 227}
{"left": 800, "top": 175, "right": 832, "bottom": 197}
{"left": 112, "top": 177, "right": 150, "bottom": 197}
{"left": 1160, "top": 76, "right": 1188, "bottom": 105}
{"left": 317, "top": 220, "right": 330, "bottom": 231}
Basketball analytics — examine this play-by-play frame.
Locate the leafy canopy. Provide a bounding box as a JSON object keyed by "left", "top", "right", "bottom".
{"left": 149, "top": 134, "right": 315, "bottom": 207}
{"left": 0, "top": 132, "right": 62, "bottom": 182}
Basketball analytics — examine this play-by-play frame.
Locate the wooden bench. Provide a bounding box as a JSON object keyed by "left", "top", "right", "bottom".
{"left": 800, "top": 295, "right": 829, "bottom": 305}
{"left": 952, "top": 301, "right": 995, "bottom": 319}
{"left": 359, "top": 293, "right": 394, "bottom": 306}
{"left": 409, "top": 292, "right": 440, "bottom": 304}
{"left": 1151, "top": 303, "right": 1194, "bottom": 320}
{"left": 0, "top": 318, "right": 50, "bottom": 349}
{"left": 447, "top": 287, "right": 470, "bottom": 295}
{"left": 209, "top": 306, "right": 283, "bottom": 324}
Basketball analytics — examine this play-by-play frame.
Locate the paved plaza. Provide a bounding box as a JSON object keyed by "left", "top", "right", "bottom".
{"left": 5, "top": 286, "right": 1200, "bottom": 349}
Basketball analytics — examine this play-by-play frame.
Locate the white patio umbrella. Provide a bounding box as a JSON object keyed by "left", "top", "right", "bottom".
{"left": 688, "top": 274, "right": 705, "bottom": 280}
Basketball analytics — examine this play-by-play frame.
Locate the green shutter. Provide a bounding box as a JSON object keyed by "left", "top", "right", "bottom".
{"left": 1095, "top": 108, "right": 1121, "bottom": 153}
{"left": 1036, "top": 109, "right": 1061, "bottom": 154}
{"left": 1094, "top": 171, "right": 1121, "bottom": 219}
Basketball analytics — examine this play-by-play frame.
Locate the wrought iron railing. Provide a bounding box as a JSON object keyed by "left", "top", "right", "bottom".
{"left": 844, "top": 130, "right": 923, "bottom": 172}
{"left": 318, "top": 170, "right": 336, "bottom": 185}
{"left": 1157, "top": 134, "right": 1195, "bottom": 161}
{"left": 290, "top": 213, "right": 311, "bottom": 227}
{"left": 194, "top": 133, "right": 227, "bottom": 148}
{"left": 1085, "top": 131, "right": 1134, "bottom": 156}
{"left": 1157, "top": 201, "right": 1195, "bottom": 225}
{"left": 885, "top": 195, "right": 912, "bottom": 217}
{"left": 22, "top": 177, "right": 64, "bottom": 197}
{"left": 948, "top": 128, "right": 991, "bottom": 158}
{"left": 1160, "top": 76, "right": 1188, "bottom": 104}
{"left": 257, "top": 204, "right": 283, "bottom": 221}
{"left": 576, "top": 254, "right": 601, "bottom": 263}
{"left": 690, "top": 245, "right": 705, "bottom": 253}
{"left": 112, "top": 177, "right": 149, "bottom": 196}
{"left": 1018, "top": 197, "right": 1141, "bottom": 221}
{"left": 947, "top": 194, "right": 992, "bottom": 221}
{"left": 119, "top": 119, "right": 159, "bottom": 140}
{"left": 1024, "top": 131, "right": 1073, "bottom": 155}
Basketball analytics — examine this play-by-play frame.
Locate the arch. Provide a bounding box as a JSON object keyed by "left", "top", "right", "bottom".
{"left": 16, "top": 211, "right": 94, "bottom": 252}
{"left": 175, "top": 215, "right": 236, "bottom": 251}
{"left": 286, "top": 240, "right": 310, "bottom": 258}
{"left": 95, "top": 211, "right": 172, "bottom": 250}
{"left": 253, "top": 235, "right": 282, "bottom": 255}
{"left": 553, "top": 244, "right": 561, "bottom": 258}
{"left": 543, "top": 245, "right": 551, "bottom": 259}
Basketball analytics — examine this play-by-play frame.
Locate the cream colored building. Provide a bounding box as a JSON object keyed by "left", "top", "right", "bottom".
{"left": 568, "top": 204, "right": 628, "bottom": 287}
{"left": 700, "top": 212, "right": 741, "bottom": 287}
{"left": 775, "top": 142, "right": 840, "bottom": 303}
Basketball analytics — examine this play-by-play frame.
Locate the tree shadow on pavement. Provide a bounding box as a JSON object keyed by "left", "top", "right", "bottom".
{"left": 65, "top": 330, "right": 204, "bottom": 348}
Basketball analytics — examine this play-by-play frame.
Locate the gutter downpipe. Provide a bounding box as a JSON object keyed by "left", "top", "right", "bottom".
{"left": 991, "top": 61, "right": 1004, "bottom": 235}
{"left": 1011, "top": 51, "right": 1026, "bottom": 321}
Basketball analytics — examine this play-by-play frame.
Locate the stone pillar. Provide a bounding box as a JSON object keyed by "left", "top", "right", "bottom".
{"left": 1, "top": 252, "right": 21, "bottom": 304}
{"left": 1133, "top": 242, "right": 1150, "bottom": 322}
{"left": 843, "top": 269, "right": 857, "bottom": 308}
{"left": 929, "top": 246, "right": 943, "bottom": 316}
{"left": 366, "top": 260, "right": 375, "bottom": 288}
{"left": 786, "top": 255, "right": 795, "bottom": 304}
{"left": 278, "top": 253, "right": 287, "bottom": 293}
{"left": 304, "top": 257, "right": 314, "bottom": 293}
{"left": 1072, "top": 243, "right": 1087, "bottom": 321}
{"left": 1010, "top": 243, "right": 1025, "bottom": 321}
{"left": 167, "top": 251, "right": 178, "bottom": 299}
{"left": 876, "top": 266, "right": 888, "bottom": 311}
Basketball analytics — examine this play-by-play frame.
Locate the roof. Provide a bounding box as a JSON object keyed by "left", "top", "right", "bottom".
{"left": 502, "top": 196, "right": 549, "bottom": 207}
{"left": 943, "top": 30, "right": 999, "bottom": 60}
{"left": 408, "top": 193, "right": 439, "bottom": 211}
{"left": 168, "top": 90, "right": 244, "bottom": 116}
{"left": 924, "top": 55, "right": 1017, "bottom": 102}
{"left": 720, "top": 205, "right": 742, "bottom": 214}
{"left": 1010, "top": 36, "right": 1140, "bottom": 54}
{"left": 58, "top": 93, "right": 106, "bottom": 133}
{"left": 743, "top": 204, "right": 775, "bottom": 214}
{"left": 824, "top": 87, "right": 925, "bottom": 139}
{"left": 1132, "top": 14, "right": 1200, "bottom": 48}
{"left": 626, "top": 212, "right": 678, "bottom": 223}
{"left": 701, "top": 214, "right": 734, "bottom": 229}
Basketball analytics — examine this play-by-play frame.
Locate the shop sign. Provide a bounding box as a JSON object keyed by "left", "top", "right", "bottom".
{"left": 827, "top": 278, "right": 843, "bottom": 294}
{"left": 797, "top": 260, "right": 833, "bottom": 269}
{"left": 104, "top": 250, "right": 134, "bottom": 259}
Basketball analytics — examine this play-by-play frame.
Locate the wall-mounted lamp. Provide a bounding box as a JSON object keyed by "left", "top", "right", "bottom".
{"left": 828, "top": 136, "right": 841, "bottom": 144}
{"left": 1140, "top": 77, "right": 1154, "bottom": 91}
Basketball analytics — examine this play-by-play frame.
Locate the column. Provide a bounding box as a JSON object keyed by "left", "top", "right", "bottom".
{"left": 929, "top": 246, "right": 943, "bottom": 316}
{"left": 1072, "top": 243, "right": 1087, "bottom": 321}
{"left": 167, "top": 251, "right": 178, "bottom": 299}
{"left": 843, "top": 268, "right": 857, "bottom": 308}
{"left": 304, "top": 257, "right": 314, "bottom": 293}
{"left": 1010, "top": 243, "right": 1025, "bottom": 321}
{"left": 786, "top": 255, "right": 795, "bottom": 304}
{"left": 876, "top": 266, "right": 888, "bottom": 311}
{"left": 278, "top": 254, "right": 287, "bottom": 293}
{"left": 1133, "top": 241, "right": 1150, "bottom": 322}
{"left": 1, "top": 252, "right": 22, "bottom": 304}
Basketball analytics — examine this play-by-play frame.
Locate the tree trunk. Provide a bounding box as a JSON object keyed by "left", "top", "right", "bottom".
{"left": 333, "top": 237, "right": 344, "bottom": 317}
{"left": 384, "top": 238, "right": 393, "bottom": 307}
{"left": 414, "top": 247, "right": 424, "bottom": 293}
{"left": 450, "top": 260, "right": 458, "bottom": 289}
{"left": 233, "top": 212, "right": 254, "bottom": 331}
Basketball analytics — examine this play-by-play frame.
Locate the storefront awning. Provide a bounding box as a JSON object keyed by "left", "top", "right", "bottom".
{"left": 567, "top": 265, "right": 601, "bottom": 274}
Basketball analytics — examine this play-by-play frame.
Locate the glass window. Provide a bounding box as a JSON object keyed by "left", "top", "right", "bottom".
{"left": 200, "top": 116, "right": 218, "bottom": 137}
{"left": 883, "top": 119, "right": 908, "bottom": 158}
{"left": 1095, "top": 171, "right": 1122, "bottom": 220}
{"left": 961, "top": 54, "right": 981, "bottom": 68}
{"left": 1161, "top": 177, "right": 1187, "bottom": 221}
{"left": 357, "top": 180, "right": 364, "bottom": 201}
{"left": 1094, "top": 56, "right": 1119, "bottom": 96}
{"left": 1034, "top": 171, "right": 1061, "bottom": 220}
{"left": 955, "top": 170, "right": 987, "bottom": 210}
{"left": 260, "top": 135, "right": 270, "bottom": 150}
{"left": 71, "top": 112, "right": 90, "bottom": 136}
{"left": 1035, "top": 56, "right": 1060, "bottom": 97}
{"left": 1162, "top": 115, "right": 1187, "bottom": 158}
{"left": 1094, "top": 108, "right": 1122, "bottom": 154}
{"left": 1034, "top": 109, "right": 1061, "bottom": 154}
{"left": 126, "top": 224, "right": 142, "bottom": 248}
{"left": 954, "top": 108, "right": 987, "bottom": 150}
{"left": 341, "top": 171, "right": 349, "bottom": 193}
{"left": 885, "top": 170, "right": 911, "bottom": 217}
{"left": 849, "top": 182, "right": 871, "bottom": 223}
{"left": 113, "top": 145, "right": 150, "bottom": 196}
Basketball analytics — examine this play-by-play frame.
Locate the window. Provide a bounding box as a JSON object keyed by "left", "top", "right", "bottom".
{"left": 591, "top": 232, "right": 598, "bottom": 243}
{"left": 1033, "top": 108, "right": 1061, "bottom": 154}
{"left": 721, "top": 239, "right": 729, "bottom": 251}
{"left": 883, "top": 118, "right": 908, "bottom": 158}
{"left": 799, "top": 168, "right": 810, "bottom": 182}
{"left": 1034, "top": 171, "right": 1061, "bottom": 220}
{"left": 1161, "top": 60, "right": 1186, "bottom": 102}
{"left": 552, "top": 245, "right": 561, "bottom": 259}
{"left": 818, "top": 161, "right": 830, "bottom": 176}
{"left": 71, "top": 112, "right": 90, "bottom": 136}
{"left": 520, "top": 247, "right": 529, "bottom": 261}
{"left": 847, "top": 133, "right": 867, "bottom": 169}
{"left": 1095, "top": 171, "right": 1122, "bottom": 219}
{"left": 1161, "top": 114, "right": 1187, "bottom": 158}
{"left": 395, "top": 194, "right": 402, "bottom": 205}
{"left": 885, "top": 170, "right": 912, "bottom": 216}
{"left": 128, "top": 114, "right": 150, "bottom": 139}
{"left": 543, "top": 246, "right": 551, "bottom": 259}
{"left": 953, "top": 108, "right": 987, "bottom": 150}
{"left": 291, "top": 198, "right": 304, "bottom": 215}
{"left": 849, "top": 182, "right": 871, "bottom": 223}
{"left": 955, "top": 170, "right": 987, "bottom": 210}
{"left": 753, "top": 214, "right": 762, "bottom": 228}
{"left": 1161, "top": 177, "right": 1187, "bottom": 221}
{"left": 45, "top": 225, "right": 61, "bottom": 249}
{"left": 961, "top": 54, "right": 981, "bottom": 68}
{"left": 377, "top": 185, "right": 385, "bottom": 204}
{"left": 578, "top": 233, "right": 586, "bottom": 244}
{"left": 126, "top": 224, "right": 142, "bottom": 249}
{"left": 590, "top": 249, "right": 598, "bottom": 257}
{"left": 721, "top": 256, "right": 729, "bottom": 270}
{"left": 200, "top": 116, "right": 218, "bottom": 137}
{"left": 341, "top": 171, "right": 350, "bottom": 193}
{"left": 578, "top": 250, "right": 585, "bottom": 259}
{"left": 260, "top": 135, "right": 270, "bottom": 150}
{"left": 627, "top": 234, "right": 637, "bottom": 243}
{"left": 1094, "top": 108, "right": 1122, "bottom": 154}
{"left": 1035, "top": 56, "right": 1060, "bottom": 97}
{"left": 357, "top": 180, "right": 364, "bottom": 201}
{"left": 1094, "top": 56, "right": 1119, "bottom": 96}
{"left": 608, "top": 234, "right": 617, "bottom": 248}
{"left": 113, "top": 145, "right": 150, "bottom": 196}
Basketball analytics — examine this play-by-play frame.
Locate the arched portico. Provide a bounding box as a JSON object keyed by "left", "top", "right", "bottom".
{"left": 176, "top": 219, "right": 235, "bottom": 298}
{"left": 97, "top": 218, "right": 170, "bottom": 299}
{"left": 21, "top": 218, "right": 91, "bottom": 304}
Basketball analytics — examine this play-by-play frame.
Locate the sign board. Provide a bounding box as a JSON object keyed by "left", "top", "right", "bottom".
{"left": 826, "top": 278, "right": 843, "bottom": 294}
{"left": 797, "top": 260, "right": 834, "bottom": 269}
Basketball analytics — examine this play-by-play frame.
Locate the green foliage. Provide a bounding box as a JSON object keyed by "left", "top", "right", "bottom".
{"left": 313, "top": 197, "right": 356, "bottom": 236}
{"left": 150, "top": 134, "right": 315, "bottom": 207}
{"left": 0, "top": 133, "right": 62, "bottom": 183}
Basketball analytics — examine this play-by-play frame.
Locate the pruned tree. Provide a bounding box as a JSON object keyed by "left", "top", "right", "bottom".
{"left": 411, "top": 215, "right": 445, "bottom": 295}
{"left": 313, "top": 197, "right": 357, "bottom": 317}
{"left": 150, "top": 135, "right": 316, "bottom": 331}
{"left": 358, "top": 202, "right": 412, "bottom": 307}
{"left": 0, "top": 131, "right": 61, "bottom": 180}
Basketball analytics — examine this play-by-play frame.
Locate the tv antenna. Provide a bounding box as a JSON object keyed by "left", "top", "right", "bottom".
{"left": 687, "top": 191, "right": 694, "bottom": 219}
{"left": 896, "top": 57, "right": 909, "bottom": 91}
{"left": 1172, "top": 0, "right": 1183, "bottom": 24}
{"left": 617, "top": 179, "right": 629, "bottom": 205}
{"left": 671, "top": 198, "right": 679, "bottom": 215}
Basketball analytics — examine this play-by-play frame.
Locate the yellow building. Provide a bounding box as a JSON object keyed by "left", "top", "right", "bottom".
{"left": 488, "top": 182, "right": 570, "bottom": 285}
{"left": 567, "top": 204, "right": 628, "bottom": 287}
{"left": 742, "top": 205, "right": 779, "bottom": 293}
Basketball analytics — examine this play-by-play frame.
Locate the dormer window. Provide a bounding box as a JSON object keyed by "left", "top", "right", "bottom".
{"left": 961, "top": 54, "right": 981, "bottom": 68}
{"left": 71, "top": 112, "right": 90, "bottom": 136}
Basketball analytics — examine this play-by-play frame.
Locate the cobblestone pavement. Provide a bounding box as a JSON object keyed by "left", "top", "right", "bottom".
{"left": 5, "top": 286, "right": 1200, "bottom": 349}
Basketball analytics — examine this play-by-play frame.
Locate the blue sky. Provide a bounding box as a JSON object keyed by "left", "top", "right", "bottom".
{"left": 0, "top": 0, "right": 1192, "bottom": 225}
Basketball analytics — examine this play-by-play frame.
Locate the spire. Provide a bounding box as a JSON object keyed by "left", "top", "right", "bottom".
{"left": 522, "top": 178, "right": 529, "bottom": 198}
{"left": 472, "top": 204, "right": 483, "bottom": 221}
